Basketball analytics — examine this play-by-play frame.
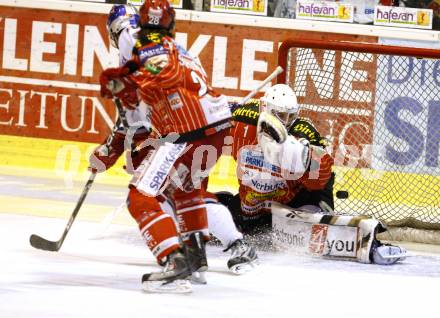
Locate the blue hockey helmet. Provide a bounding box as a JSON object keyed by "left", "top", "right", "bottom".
{"left": 107, "top": 4, "right": 140, "bottom": 48}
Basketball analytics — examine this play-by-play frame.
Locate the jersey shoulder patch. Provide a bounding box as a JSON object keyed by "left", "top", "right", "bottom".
{"left": 231, "top": 100, "right": 260, "bottom": 126}
{"left": 289, "top": 118, "right": 327, "bottom": 147}
{"left": 133, "top": 40, "right": 169, "bottom": 75}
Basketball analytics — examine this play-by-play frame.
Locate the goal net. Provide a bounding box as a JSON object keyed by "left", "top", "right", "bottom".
{"left": 278, "top": 38, "right": 440, "bottom": 242}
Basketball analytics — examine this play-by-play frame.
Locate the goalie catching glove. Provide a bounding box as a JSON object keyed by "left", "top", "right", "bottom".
{"left": 257, "top": 111, "right": 311, "bottom": 177}
{"left": 271, "top": 203, "right": 407, "bottom": 265}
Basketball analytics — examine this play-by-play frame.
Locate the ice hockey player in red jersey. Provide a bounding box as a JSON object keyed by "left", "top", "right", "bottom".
{"left": 93, "top": 3, "right": 257, "bottom": 284}
{"left": 98, "top": 0, "right": 257, "bottom": 293}
{"left": 219, "top": 84, "right": 407, "bottom": 265}
{"left": 89, "top": 4, "right": 151, "bottom": 175}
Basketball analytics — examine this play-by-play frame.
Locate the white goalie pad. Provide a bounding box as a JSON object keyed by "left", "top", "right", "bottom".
{"left": 278, "top": 136, "right": 311, "bottom": 177}
{"left": 271, "top": 202, "right": 379, "bottom": 263}
{"left": 257, "top": 112, "right": 310, "bottom": 177}
{"left": 131, "top": 142, "right": 187, "bottom": 197}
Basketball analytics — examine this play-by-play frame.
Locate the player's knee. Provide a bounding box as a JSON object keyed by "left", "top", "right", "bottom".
{"left": 126, "top": 186, "right": 162, "bottom": 221}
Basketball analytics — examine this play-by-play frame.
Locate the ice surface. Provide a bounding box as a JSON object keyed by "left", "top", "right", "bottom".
{"left": 1, "top": 213, "right": 440, "bottom": 318}
{"left": 1, "top": 174, "right": 440, "bottom": 318}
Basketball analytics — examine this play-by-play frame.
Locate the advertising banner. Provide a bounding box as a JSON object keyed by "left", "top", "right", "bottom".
{"left": 296, "top": 1, "right": 354, "bottom": 23}
{"left": 0, "top": 8, "right": 118, "bottom": 143}
{"left": 340, "top": 0, "right": 375, "bottom": 24}
{"left": 210, "top": 0, "right": 268, "bottom": 16}
{"left": 374, "top": 5, "right": 433, "bottom": 29}
{"left": 0, "top": 5, "right": 367, "bottom": 145}
{"left": 128, "top": 0, "right": 183, "bottom": 9}
{"left": 373, "top": 55, "right": 440, "bottom": 176}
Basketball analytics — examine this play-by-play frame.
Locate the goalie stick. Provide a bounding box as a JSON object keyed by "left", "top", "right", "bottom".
{"left": 29, "top": 99, "right": 126, "bottom": 252}
{"left": 242, "top": 66, "right": 284, "bottom": 104}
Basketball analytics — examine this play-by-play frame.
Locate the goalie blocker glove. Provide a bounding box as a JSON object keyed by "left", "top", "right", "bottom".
{"left": 257, "top": 112, "right": 311, "bottom": 177}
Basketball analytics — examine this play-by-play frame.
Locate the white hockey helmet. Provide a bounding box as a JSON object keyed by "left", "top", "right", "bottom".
{"left": 260, "top": 84, "right": 299, "bottom": 128}
{"left": 107, "top": 4, "right": 140, "bottom": 48}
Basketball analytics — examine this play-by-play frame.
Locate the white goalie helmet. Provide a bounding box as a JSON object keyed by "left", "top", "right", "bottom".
{"left": 260, "top": 84, "right": 299, "bottom": 128}
{"left": 107, "top": 4, "right": 140, "bottom": 48}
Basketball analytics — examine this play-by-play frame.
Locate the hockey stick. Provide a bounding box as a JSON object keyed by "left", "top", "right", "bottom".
{"left": 29, "top": 100, "right": 126, "bottom": 252}
{"left": 29, "top": 172, "right": 97, "bottom": 251}
{"left": 241, "top": 66, "right": 284, "bottom": 104}
{"left": 114, "top": 98, "right": 130, "bottom": 129}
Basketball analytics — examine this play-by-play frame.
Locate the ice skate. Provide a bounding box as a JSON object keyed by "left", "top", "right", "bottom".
{"left": 371, "top": 241, "right": 407, "bottom": 265}
{"left": 142, "top": 249, "right": 192, "bottom": 293}
{"left": 187, "top": 232, "right": 208, "bottom": 284}
{"left": 225, "top": 239, "right": 258, "bottom": 275}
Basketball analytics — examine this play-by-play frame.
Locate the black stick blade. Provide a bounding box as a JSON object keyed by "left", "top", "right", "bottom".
{"left": 29, "top": 234, "right": 61, "bottom": 252}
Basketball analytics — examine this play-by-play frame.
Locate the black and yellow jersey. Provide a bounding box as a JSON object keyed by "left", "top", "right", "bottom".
{"left": 231, "top": 101, "right": 327, "bottom": 148}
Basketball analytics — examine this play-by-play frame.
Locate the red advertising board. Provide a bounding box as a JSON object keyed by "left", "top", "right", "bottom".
{"left": 0, "top": 5, "right": 375, "bottom": 144}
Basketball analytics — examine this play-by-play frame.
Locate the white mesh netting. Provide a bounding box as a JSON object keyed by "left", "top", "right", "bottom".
{"left": 280, "top": 39, "right": 440, "bottom": 231}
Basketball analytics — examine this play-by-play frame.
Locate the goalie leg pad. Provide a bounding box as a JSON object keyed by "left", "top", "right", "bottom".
{"left": 271, "top": 203, "right": 387, "bottom": 264}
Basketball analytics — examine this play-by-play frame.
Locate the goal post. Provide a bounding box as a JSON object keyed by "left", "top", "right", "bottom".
{"left": 277, "top": 38, "right": 440, "bottom": 242}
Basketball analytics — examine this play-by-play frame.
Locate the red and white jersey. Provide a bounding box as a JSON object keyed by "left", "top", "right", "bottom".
{"left": 231, "top": 103, "right": 334, "bottom": 218}
{"left": 129, "top": 34, "right": 230, "bottom": 136}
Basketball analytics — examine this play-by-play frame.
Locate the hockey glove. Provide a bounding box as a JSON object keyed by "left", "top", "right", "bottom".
{"left": 89, "top": 132, "right": 126, "bottom": 173}
{"left": 257, "top": 111, "right": 287, "bottom": 144}
{"left": 278, "top": 136, "right": 311, "bottom": 177}
{"left": 125, "top": 131, "right": 155, "bottom": 173}
{"left": 113, "top": 78, "right": 139, "bottom": 110}
{"left": 99, "top": 66, "right": 132, "bottom": 99}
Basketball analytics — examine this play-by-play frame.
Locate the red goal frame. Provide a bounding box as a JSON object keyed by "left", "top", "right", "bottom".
{"left": 275, "top": 37, "right": 440, "bottom": 236}
{"left": 277, "top": 38, "right": 440, "bottom": 85}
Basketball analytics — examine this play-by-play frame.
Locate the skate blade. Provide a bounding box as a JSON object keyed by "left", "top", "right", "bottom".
{"left": 229, "top": 259, "right": 259, "bottom": 275}
{"left": 142, "top": 279, "right": 192, "bottom": 294}
{"left": 190, "top": 271, "right": 207, "bottom": 285}
{"left": 379, "top": 252, "right": 410, "bottom": 259}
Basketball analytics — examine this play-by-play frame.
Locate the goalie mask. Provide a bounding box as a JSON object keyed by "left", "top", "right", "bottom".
{"left": 139, "top": 0, "right": 176, "bottom": 31}
{"left": 260, "top": 84, "right": 299, "bottom": 129}
{"left": 107, "top": 4, "right": 140, "bottom": 48}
